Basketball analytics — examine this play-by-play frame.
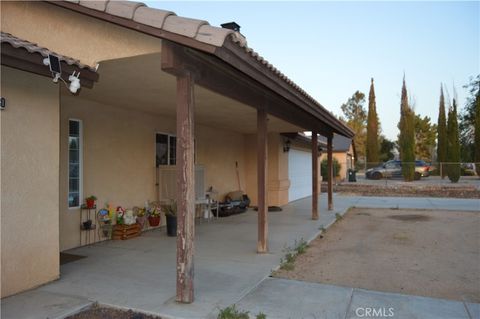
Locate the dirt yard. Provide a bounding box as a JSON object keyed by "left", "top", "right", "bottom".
{"left": 274, "top": 208, "right": 480, "bottom": 302}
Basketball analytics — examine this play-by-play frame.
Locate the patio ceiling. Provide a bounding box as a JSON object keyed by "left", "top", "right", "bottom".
{"left": 75, "top": 52, "right": 304, "bottom": 134}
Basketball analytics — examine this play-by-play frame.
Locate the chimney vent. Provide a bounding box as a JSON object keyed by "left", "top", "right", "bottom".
{"left": 221, "top": 22, "right": 241, "bottom": 32}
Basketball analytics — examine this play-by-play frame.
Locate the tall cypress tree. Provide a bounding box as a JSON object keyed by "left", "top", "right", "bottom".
{"left": 437, "top": 85, "right": 447, "bottom": 178}
{"left": 474, "top": 82, "right": 480, "bottom": 177}
{"left": 447, "top": 97, "right": 461, "bottom": 182}
{"left": 398, "top": 77, "right": 415, "bottom": 181}
{"left": 366, "top": 78, "right": 380, "bottom": 167}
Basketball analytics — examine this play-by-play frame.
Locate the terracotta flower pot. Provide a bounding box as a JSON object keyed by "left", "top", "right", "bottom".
{"left": 148, "top": 215, "right": 161, "bottom": 227}
{"left": 86, "top": 199, "right": 95, "bottom": 209}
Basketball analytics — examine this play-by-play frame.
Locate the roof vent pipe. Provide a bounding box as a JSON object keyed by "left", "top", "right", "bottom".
{"left": 221, "top": 22, "right": 241, "bottom": 32}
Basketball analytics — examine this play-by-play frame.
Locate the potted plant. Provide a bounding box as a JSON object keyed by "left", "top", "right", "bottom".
{"left": 147, "top": 205, "right": 161, "bottom": 227}
{"left": 162, "top": 200, "right": 177, "bottom": 237}
{"left": 85, "top": 195, "right": 97, "bottom": 209}
{"left": 135, "top": 207, "right": 146, "bottom": 229}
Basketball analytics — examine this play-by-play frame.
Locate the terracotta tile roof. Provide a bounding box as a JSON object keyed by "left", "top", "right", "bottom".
{"left": 61, "top": 0, "right": 327, "bottom": 116}
{"left": 0, "top": 31, "right": 96, "bottom": 72}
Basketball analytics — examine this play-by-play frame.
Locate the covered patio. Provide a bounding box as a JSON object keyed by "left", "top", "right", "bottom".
{"left": 1, "top": 0, "right": 354, "bottom": 304}
{"left": 48, "top": 0, "right": 355, "bottom": 303}
{"left": 18, "top": 194, "right": 352, "bottom": 319}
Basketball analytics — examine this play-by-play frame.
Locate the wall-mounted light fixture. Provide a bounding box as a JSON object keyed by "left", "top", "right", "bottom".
{"left": 283, "top": 139, "right": 291, "bottom": 152}
{"left": 318, "top": 146, "right": 323, "bottom": 155}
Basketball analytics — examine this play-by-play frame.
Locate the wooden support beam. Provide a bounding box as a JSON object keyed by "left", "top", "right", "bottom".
{"left": 312, "top": 132, "right": 319, "bottom": 220}
{"left": 327, "top": 134, "right": 333, "bottom": 211}
{"left": 257, "top": 108, "right": 268, "bottom": 253}
{"left": 175, "top": 70, "right": 195, "bottom": 303}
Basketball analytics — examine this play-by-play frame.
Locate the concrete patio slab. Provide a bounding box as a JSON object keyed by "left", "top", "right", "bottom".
{"left": 235, "top": 277, "right": 353, "bottom": 319}
{"left": 346, "top": 288, "right": 471, "bottom": 319}
{"left": 0, "top": 290, "right": 93, "bottom": 319}
{"left": 1, "top": 195, "right": 479, "bottom": 319}
{"left": 465, "top": 302, "right": 480, "bottom": 319}
{"left": 233, "top": 277, "right": 477, "bottom": 319}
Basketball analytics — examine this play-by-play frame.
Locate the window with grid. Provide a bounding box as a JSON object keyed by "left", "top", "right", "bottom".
{"left": 156, "top": 133, "right": 176, "bottom": 166}
{"left": 68, "top": 120, "right": 82, "bottom": 208}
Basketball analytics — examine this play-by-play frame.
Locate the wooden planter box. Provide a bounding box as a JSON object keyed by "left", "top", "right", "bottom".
{"left": 112, "top": 224, "right": 141, "bottom": 240}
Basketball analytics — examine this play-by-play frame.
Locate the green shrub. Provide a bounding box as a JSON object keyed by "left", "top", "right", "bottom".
{"left": 321, "top": 158, "right": 342, "bottom": 181}
{"left": 217, "top": 305, "right": 267, "bottom": 319}
{"left": 218, "top": 305, "right": 249, "bottom": 319}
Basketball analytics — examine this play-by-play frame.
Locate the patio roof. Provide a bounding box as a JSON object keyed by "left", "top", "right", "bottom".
{"left": 47, "top": 0, "right": 354, "bottom": 138}
{"left": 39, "top": 0, "right": 351, "bottom": 303}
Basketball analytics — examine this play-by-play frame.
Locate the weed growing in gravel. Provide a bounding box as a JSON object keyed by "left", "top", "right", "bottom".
{"left": 279, "top": 245, "right": 296, "bottom": 271}
{"left": 279, "top": 238, "right": 309, "bottom": 271}
{"left": 295, "top": 238, "right": 309, "bottom": 254}
{"left": 335, "top": 213, "right": 343, "bottom": 221}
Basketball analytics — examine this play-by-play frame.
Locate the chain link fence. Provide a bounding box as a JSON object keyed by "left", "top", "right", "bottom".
{"left": 336, "top": 161, "right": 480, "bottom": 186}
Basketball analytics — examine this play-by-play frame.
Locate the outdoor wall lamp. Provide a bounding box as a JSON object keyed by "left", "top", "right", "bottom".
{"left": 283, "top": 139, "right": 291, "bottom": 152}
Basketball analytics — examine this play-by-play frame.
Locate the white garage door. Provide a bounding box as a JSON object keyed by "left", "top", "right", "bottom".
{"left": 288, "top": 149, "right": 312, "bottom": 201}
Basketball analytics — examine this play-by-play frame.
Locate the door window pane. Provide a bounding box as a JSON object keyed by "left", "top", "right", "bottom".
{"left": 156, "top": 134, "right": 168, "bottom": 166}
{"left": 169, "top": 135, "right": 176, "bottom": 165}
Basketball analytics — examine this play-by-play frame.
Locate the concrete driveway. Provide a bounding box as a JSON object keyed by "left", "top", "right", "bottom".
{"left": 1, "top": 195, "right": 479, "bottom": 319}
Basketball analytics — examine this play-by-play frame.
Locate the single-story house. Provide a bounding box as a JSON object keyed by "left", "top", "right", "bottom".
{"left": 0, "top": 0, "right": 353, "bottom": 302}
{"left": 319, "top": 134, "right": 356, "bottom": 181}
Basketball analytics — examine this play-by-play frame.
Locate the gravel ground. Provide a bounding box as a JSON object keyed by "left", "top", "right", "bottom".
{"left": 274, "top": 208, "right": 480, "bottom": 302}
{"left": 321, "top": 182, "right": 480, "bottom": 198}
{"left": 66, "top": 305, "right": 162, "bottom": 319}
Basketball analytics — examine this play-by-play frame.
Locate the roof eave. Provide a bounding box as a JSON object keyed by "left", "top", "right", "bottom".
{"left": 1, "top": 41, "right": 98, "bottom": 88}
{"left": 46, "top": 0, "right": 354, "bottom": 138}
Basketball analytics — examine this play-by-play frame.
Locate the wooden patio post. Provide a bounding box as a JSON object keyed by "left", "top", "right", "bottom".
{"left": 257, "top": 108, "right": 268, "bottom": 253}
{"left": 312, "top": 132, "right": 319, "bottom": 220}
{"left": 327, "top": 134, "right": 333, "bottom": 211}
{"left": 176, "top": 70, "right": 195, "bottom": 303}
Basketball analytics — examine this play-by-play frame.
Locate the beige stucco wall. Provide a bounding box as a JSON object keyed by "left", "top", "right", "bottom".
{"left": 320, "top": 151, "right": 351, "bottom": 182}
{"left": 245, "top": 133, "right": 290, "bottom": 207}
{"left": 1, "top": 1, "right": 162, "bottom": 67}
{"left": 59, "top": 94, "right": 247, "bottom": 251}
{"left": 1, "top": 66, "right": 60, "bottom": 298}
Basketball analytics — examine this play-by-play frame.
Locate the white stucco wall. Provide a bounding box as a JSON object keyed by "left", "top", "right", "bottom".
{"left": 1, "top": 66, "right": 60, "bottom": 298}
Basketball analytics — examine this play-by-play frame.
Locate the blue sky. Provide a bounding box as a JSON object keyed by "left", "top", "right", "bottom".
{"left": 146, "top": 1, "right": 479, "bottom": 140}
